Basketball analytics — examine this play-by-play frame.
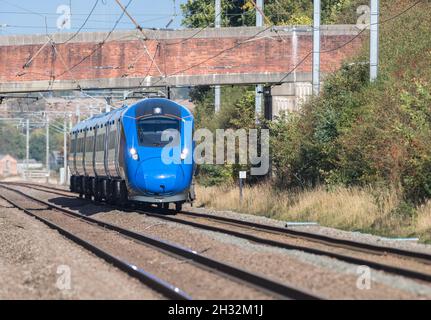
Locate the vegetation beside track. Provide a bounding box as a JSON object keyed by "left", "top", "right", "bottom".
{"left": 195, "top": 184, "right": 431, "bottom": 243}
{"left": 189, "top": 0, "right": 431, "bottom": 242}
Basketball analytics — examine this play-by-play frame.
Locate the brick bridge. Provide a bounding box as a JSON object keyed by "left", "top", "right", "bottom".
{"left": 0, "top": 25, "right": 363, "bottom": 96}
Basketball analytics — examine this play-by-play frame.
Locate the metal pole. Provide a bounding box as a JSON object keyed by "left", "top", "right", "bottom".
{"left": 239, "top": 177, "right": 243, "bottom": 204}
{"left": 215, "top": 0, "right": 221, "bottom": 27}
{"left": 69, "top": 114, "right": 73, "bottom": 134}
{"left": 46, "top": 115, "right": 50, "bottom": 183}
{"left": 256, "top": 0, "right": 263, "bottom": 26}
{"left": 68, "top": 114, "right": 72, "bottom": 185}
{"left": 214, "top": 0, "right": 221, "bottom": 113}
{"left": 63, "top": 115, "right": 67, "bottom": 185}
{"left": 255, "top": 0, "right": 264, "bottom": 119}
{"left": 26, "top": 118, "right": 29, "bottom": 179}
{"left": 312, "top": 0, "right": 321, "bottom": 95}
{"left": 106, "top": 96, "right": 112, "bottom": 112}
{"left": 214, "top": 86, "right": 221, "bottom": 113}
{"left": 370, "top": 0, "right": 379, "bottom": 82}
{"left": 76, "top": 105, "right": 81, "bottom": 122}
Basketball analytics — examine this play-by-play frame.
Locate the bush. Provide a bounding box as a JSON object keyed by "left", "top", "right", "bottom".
{"left": 196, "top": 164, "right": 233, "bottom": 186}
{"left": 269, "top": 0, "right": 431, "bottom": 205}
{"left": 192, "top": 87, "right": 259, "bottom": 186}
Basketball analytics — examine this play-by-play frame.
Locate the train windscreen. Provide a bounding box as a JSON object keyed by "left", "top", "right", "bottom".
{"left": 136, "top": 117, "right": 180, "bottom": 147}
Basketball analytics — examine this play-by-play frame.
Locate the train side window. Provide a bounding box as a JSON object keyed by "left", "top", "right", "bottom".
{"left": 86, "top": 136, "right": 93, "bottom": 151}
{"left": 96, "top": 133, "right": 105, "bottom": 151}
{"left": 102, "top": 133, "right": 106, "bottom": 151}
{"left": 108, "top": 130, "right": 116, "bottom": 149}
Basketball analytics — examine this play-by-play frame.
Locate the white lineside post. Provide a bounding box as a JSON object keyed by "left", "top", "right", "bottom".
{"left": 239, "top": 171, "right": 246, "bottom": 204}
{"left": 214, "top": 0, "right": 221, "bottom": 113}
{"left": 63, "top": 115, "right": 67, "bottom": 185}
{"left": 369, "top": 0, "right": 379, "bottom": 82}
{"left": 255, "top": 0, "right": 263, "bottom": 120}
{"left": 312, "top": 0, "right": 321, "bottom": 95}
{"left": 25, "top": 118, "right": 29, "bottom": 179}
{"left": 45, "top": 114, "right": 50, "bottom": 184}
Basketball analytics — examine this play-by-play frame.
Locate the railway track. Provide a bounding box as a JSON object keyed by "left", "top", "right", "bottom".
{"left": 0, "top": 183, "right": 321, "bottom": 300}
{"left": 6, "top": 181, "right": 431, "bottom": 284}
{"left": 0, "top": 189, "right": 189, "bottom": 300}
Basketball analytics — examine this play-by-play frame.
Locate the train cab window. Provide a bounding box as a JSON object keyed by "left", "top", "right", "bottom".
{"left": 136, "top": 117, "right": 179, "bottom": 147}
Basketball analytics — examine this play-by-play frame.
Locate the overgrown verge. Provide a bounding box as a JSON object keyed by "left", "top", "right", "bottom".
{"left": 190, "top": 0, "right": 431, "bottom": 240}
{"left": 195, "top": 184, "right": 431, "bottom": 243}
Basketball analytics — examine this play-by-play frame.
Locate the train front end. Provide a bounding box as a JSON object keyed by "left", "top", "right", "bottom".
{"left": 121, "top": 99, "right": 194, "bottom": 210}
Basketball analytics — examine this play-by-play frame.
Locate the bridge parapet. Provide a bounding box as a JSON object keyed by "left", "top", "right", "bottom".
{"left": 0, "top": 25, "right": 364, "bottom": 93}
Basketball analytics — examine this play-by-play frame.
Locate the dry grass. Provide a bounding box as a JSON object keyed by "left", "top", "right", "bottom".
{"left": 195, "top": 183, "right": 431, "bottom": 242}
{"left": 415, "top": 201, "right": 431, "bottom": 242}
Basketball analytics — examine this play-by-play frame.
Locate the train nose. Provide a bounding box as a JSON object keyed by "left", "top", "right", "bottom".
{"left": 135, "top": 158, "right": 184, "bottom": 194}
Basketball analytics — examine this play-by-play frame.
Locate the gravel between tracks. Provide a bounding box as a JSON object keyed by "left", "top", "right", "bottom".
{"left": 21, "top": 186, "right": 431, "bottom": 299}
{"left": 0, "top": 198, "right": 161, "bottom": 300}
{"left": 1, "top": 189, "right": 273, "bottom": 300}
{"left": 36, "top": 184, "right": 431, "bottom": 254}
{"left": 186, "top": 206, "right": 431, "bottom": 255}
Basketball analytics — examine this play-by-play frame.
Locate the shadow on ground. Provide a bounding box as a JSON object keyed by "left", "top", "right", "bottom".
{"left": 48, "top": 197, "right": 117, "bottom": 216}
{"left": 47, "top": 196, "right": 177, "bottom": 217}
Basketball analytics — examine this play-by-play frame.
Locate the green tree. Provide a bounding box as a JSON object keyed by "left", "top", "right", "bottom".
{"left": 29, "top": 127, "right": 64, "bottom": 163}
{"left": 0, "top": 123, "right": 25, "bottom": 159}
{"left": 181, "top": 0, "right": 365, "bottom": 28}
{"left": 181, "top": 0, "right": 254, "bottom": 28}
{"left": 268, "top": 0, "right": 431, "bottom": 205}
{"left": 181, "top": 0, "right": 370, "bottom": 186}
{"left": 29, "top": 129, "right": 46, "bottom": 163}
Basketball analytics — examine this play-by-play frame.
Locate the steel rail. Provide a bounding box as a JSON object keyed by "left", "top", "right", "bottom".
{"left": 8, "top": 182, "right": 431, "bottom": 283}
{"left": 177, "top": 212, "right": 431, "bottom": 264}
{"left": 0, "top": 191, "right": 190, "bottom": 300}
{"left": 132, "top": 211, "right": 431, "bottom": 283}
{"left": 0, "top": 183, "right": 321, "bottom": 300}
{"left": 11, "top": 181, "right": 431, "bottom": 264}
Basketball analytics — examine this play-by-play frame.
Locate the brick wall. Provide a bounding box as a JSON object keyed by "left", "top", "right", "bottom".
{"left": 0, "top": 28, "right": 363, "bottom": 85}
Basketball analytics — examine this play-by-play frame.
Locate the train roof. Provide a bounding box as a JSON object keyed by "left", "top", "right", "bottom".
{"left": 70, "top": 98, "right": 192, "bottom": 134}
{"left": 71, "top": 105, "right": 126, "bottom": 133}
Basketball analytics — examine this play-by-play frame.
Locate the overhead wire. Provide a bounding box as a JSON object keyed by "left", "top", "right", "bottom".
{"left": 273, "top": 0, "right": 424, "bottom": 86}
{"left": 58, "top": 0, "right": 99, "bottom": 44}
{"left": 54, "top": 0, "right": 134, "bottom": 79}
{"left": 8, "top": 0, "right": 424, "bottom": 94}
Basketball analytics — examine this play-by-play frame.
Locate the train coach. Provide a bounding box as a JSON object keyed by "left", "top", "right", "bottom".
{"left": 68, "top": 98, "right": 195, "bottom": 212}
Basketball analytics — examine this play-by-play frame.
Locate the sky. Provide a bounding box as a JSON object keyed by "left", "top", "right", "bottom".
{"left": 0, "top": 0, "right": 189, "bottom": 35}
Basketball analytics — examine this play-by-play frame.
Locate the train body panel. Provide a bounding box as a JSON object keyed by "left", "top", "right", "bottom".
{"left": 68, "top": 98, "right": 195, "bottom": 208}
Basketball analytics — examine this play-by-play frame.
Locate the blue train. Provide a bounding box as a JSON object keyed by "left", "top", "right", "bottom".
{"left": 68, "top": 98, "right": 195, "bottom": 211}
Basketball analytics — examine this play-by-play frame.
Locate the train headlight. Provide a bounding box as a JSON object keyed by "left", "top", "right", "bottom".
{"left": 180, "top": 148, "right": 188, "bottom": 160}
{"left": 153, "top": 107, "right": 162, "bottom": 114}
{"left": 130, "top": 148, "right": 138, "bottom": 160}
